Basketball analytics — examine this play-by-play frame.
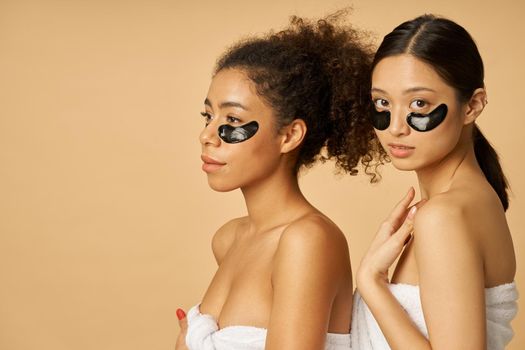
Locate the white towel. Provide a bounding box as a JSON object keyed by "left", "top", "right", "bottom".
{"left": 351, "top": 282, "right": 518, "bottom": 350}
{"left": 185, "top": 304, "right": 351, "bottom": 350}
{"left": 186, "top": 304, "right": 219, "bottom": 350}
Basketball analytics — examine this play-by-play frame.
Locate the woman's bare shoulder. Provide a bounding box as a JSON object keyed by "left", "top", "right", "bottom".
{"left": 212, "top": 216, "right": 248, "bottom": 264}
{"left": 415, "top": 182, "right": 503, "bottom": 233}
{"left": 270, "top": 212, "right": 351, "bottom": 299}
{"left": 411, "top": 191, "right": 478, "bottom": 255}
{"left": 282, "top": 212, "right": 348, "bottom": 249}
{"left": 274, "top": 212, "right": 350, "bottom": 273}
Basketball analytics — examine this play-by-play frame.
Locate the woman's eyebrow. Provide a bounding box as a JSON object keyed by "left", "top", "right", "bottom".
{"left": 371, "top": 87, "right": 387, "bottom": 94}
{"left": 371, "top": 87, "right": 436, "bottom": 94}
{"left": 204, "top": 98, "right": 250, "bottom": 111}
{"left": 403, "top": 87, "right": 436, "bottom": 94}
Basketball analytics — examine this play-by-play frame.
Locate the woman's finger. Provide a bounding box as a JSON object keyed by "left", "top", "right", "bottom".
{"left": 392, "top": 206, "right": 417, "bottom": 246}
{"left": 175, "top": 308, "right": 188, "bottom": 350}
{"left": 177, "top": 308, "right": 187, "bottom": 331}
{"left": 386, "top": 187, "right": 416, "bottom": 230}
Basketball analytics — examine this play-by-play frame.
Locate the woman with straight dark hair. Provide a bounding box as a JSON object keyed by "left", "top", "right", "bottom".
{"left": 353, "top": 15, "right": 518, "bottom": 349}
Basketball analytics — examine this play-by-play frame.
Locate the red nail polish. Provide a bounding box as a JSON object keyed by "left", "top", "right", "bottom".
{"left": 176, "top": 308, "right": 186, "bottom": 320}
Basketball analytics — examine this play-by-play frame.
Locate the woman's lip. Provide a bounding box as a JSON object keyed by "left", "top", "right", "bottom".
{"left": 201, "top": 155, "right": 226, "bottom": 173}
{"left": 388, "top": 143, "right": 415, "bottom": 158}
{"left": 388, "top": 143, "right": 415, "bottom": 149}
{"left": 202, "top": 163, "right": 224, "bottom": 173}
{"left": 201, "top": 155, "right": 226, "bottom": 165}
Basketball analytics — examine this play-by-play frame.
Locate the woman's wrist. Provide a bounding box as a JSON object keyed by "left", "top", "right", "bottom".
{"left": 356, "top": 264, "right": 389, "bottom": 296}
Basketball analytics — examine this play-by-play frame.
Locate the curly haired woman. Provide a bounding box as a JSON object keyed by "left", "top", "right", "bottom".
{"left": 175, "top": 12, "right": 379, "bottom": 350}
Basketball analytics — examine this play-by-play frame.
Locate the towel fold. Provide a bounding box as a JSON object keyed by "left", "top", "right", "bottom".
{"left": 186, "top": 304, "right": 219, "bottom": 350}
{"left": 185, "top": 304, "right": 351, "bottom": 350}
{"left": 351, "top": 282, "right": 518, "bottom": 350}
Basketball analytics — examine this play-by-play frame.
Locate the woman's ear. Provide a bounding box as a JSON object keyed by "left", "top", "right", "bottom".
{"left": 464, "top": 88, "right": 487, "bottom": 125}
{"left": 280, "top": 118, "right": 307, "bottom": 154}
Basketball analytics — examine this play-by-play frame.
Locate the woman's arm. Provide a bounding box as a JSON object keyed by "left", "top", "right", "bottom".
{"left": 357, "top": 196, "right": 486, "bottom": 350}
{"left": 414, "top": 200, "right": 486, "bottom": 349}
{"left": 265, "top": 216, "right": 350, "bottom": 350}
{"left": 357, "top": 188, "right": 430, "bottom": 349}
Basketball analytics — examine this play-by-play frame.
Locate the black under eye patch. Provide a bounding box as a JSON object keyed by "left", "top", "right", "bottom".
{"left": 406, "top": 104, "right": 448, "bottom": 132}
{"left": 218, "top": 121, "right": 259, "bottom": 143}
{"left": 371, "top": 104, "right": 448, "bottom": 132}
{"left": 371, "top": 109, "right": 391, "bottom": 131}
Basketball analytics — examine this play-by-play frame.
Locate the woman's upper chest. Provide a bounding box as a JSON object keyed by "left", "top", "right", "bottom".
{"left": 202, "top": 232, "right": 282, "bottom": 325}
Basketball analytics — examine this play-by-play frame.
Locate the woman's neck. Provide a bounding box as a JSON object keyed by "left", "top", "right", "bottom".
{"left": 416, "top": 137, "right": 479, "bottom": 199}
{"left": 241, "top": 168, "right": 312, "bottom": 233}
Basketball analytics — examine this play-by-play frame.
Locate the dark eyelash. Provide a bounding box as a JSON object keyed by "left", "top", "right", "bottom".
{"left": 227, "top": 116, "right": 241, "bottom": 122}
{"left": 200, "top": 112, "right": 210, "bottom": 117}
{"left": 373, "top": 98, "right": 388, "bottom": 106}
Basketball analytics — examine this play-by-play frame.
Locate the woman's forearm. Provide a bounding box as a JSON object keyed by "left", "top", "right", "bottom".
{"left": 358, "top": 274, "right": 431, "bottom": 350}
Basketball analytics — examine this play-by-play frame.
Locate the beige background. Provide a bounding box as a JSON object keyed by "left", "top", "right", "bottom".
{"left": 0, "top": 0, "right": 523, "bottom": 348}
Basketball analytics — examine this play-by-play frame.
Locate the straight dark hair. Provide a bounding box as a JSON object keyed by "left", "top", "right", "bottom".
{"left": 372, "top": 14, "right": 509, "bottom": 210}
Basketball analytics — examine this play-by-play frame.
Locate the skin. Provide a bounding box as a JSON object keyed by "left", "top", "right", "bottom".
{"left": 357, "top": 54, "right": 516, "bottom": 350}
{"left": 175, "top": 68, "right": 353, "bottom": 349}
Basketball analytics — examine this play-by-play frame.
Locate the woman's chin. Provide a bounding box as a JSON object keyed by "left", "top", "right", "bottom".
{"left": 207, "top": 180, "right": 239, "bottom": 193}
{"left": 389, "top": 159, "right": 417, "bottom": 172}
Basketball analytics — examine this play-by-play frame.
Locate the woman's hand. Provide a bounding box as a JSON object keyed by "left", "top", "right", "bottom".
{"left": 175, "top": 308, "right": 189, "bottom": 350}
{"left": 357, "top": 188, "right": 421, "bottom": 288}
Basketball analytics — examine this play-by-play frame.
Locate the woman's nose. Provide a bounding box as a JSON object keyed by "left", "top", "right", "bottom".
{"left": 199, "top": 121, "right": 221, "bottom": 147}
{"left": 388, "top": 108, "right": 411, "bottom": 137}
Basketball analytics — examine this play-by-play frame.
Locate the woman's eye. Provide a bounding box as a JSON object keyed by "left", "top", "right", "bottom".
{"left": 410, "top": 99, "right": 427, "bottom": 109}
{"left": 373, "top": 98, "right": 389, "bottom": 109}
{"left": 226, "top": 116, "right": 241, "bottom": 123}
{"left": 200, "top": 112, "right": 213, "bottom": 125}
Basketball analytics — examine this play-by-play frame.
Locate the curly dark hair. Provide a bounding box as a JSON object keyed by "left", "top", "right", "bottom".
{"left": 215, "top": 11, "right": 386, "bottom": 180}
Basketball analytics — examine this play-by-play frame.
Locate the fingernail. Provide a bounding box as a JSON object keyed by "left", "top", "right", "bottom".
{"left": 408, "top": 206, "right": 417, "bottom": 218}
{"left": 176, "top": 308, "right": 186, "bottom": 320}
